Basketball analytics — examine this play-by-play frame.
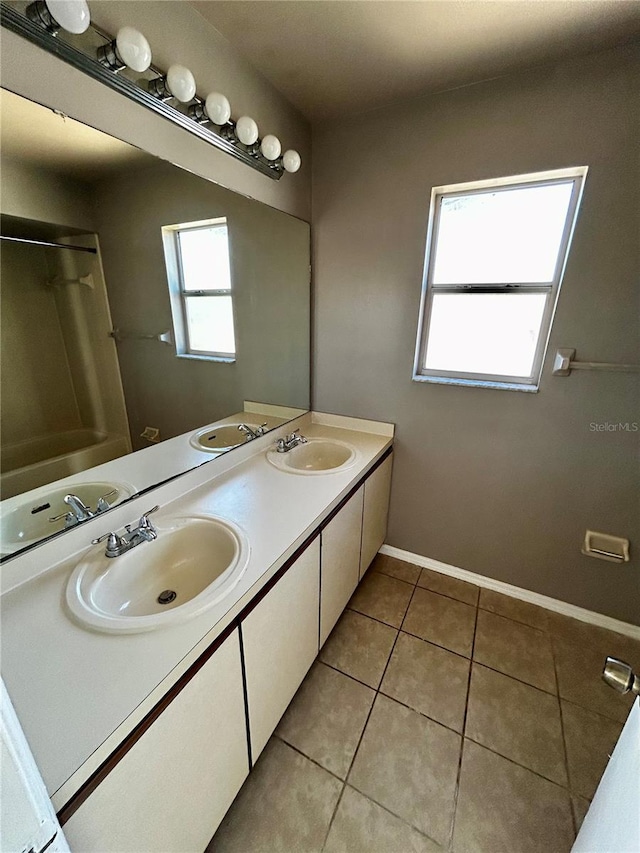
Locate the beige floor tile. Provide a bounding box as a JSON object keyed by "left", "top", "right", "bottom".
{"left": 473, "top": 609, "right": 556, "bottom": 692}
{"left": 349, "top": 571, "right": 414, "bottom": 628}
{"left": 381, "top": 632, "right": 470, "bottom": 732}
{"left": 553, "top": 636, "right": 635, "bottom": 723}
{"left": 320, "top": 609, "right": 398, "bottom": 688}
{"left": 547, "top": 612, "right": 640, "bottom": 667}
{"left": 402, "top": 587, "right": 476, "bottom": 657}
{"left": 571, "top": 795, "right": 591, "bottom": 833}
{"left": 478, "top": 588, "right": 549, "bottom": 630}
{"left": 453, "top": 740, "right": 574, "bottom": 853}
{"left": 324, "top": 786, "right": 443, "bottom": 853}
{"left": 371, "top": 553, "right": 421, "bottom": 585}
{"left": 276, "top": 662, "right": 374, "bottom": 779}
{"left": 465, "top": 664, "right": 567, "bottom": 785}
{"left": 209, "top": 738, "right": 342, "bottom": 853}
{"left": 349, "top": 694, "right": 461, "bottom": 846}
{"left": 417, "top": 568, "right": 479, "bottom": 606}
{"left": 561, "top": 700, "right": 623, "bottom": 799}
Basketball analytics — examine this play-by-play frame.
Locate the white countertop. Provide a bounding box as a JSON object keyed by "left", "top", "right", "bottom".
{"left": 0, "top": 412, "right": 393, "bottom": 808}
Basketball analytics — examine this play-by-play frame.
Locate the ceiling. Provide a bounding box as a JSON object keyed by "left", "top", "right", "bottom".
{"left": 0, "top": 89, "right": 149, "bottom": 180}
{"left": 192, "top": 1, "right": 640, "bottom": 123}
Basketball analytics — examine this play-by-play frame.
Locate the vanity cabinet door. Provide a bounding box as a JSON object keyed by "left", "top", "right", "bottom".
{"left": 242, "top": 538, "right": 320, "bottom": 761}
{"left": 320, "top": 487, "right": 364, "bottom": 646}
{"left": 360, "top": 454, "right": 393, "bottom": 578}
{"left": 63, "top": 629, "right": 248, "bottom": 853}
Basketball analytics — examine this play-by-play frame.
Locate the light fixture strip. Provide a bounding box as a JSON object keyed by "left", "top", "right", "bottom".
{"left": 0, "top": 2, "right": 287, "bottom": 180}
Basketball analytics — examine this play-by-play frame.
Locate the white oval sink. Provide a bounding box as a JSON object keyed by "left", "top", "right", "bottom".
{"left": 0, "top": 481, "right": 134, "bottom": 550}
{"left": 190, "top": 423, "right": 261, "bottom": 453}
{"left": 66, "top": 515, "right": 250, "bottom": 634}
{"left": 266, "top": 438, "right": 357, "bottom": 475}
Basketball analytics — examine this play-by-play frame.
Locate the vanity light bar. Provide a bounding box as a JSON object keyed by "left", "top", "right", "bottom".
{"left": 1, "top": 2, "right": 301, "bottom": 180}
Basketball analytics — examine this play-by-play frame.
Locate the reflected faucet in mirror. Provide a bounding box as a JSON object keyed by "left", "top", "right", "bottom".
{"left": 238, "top": 423, "right": 268, "bottom": 441}
{"left": 49, "top": 489, "right": 117, "bottom": 529}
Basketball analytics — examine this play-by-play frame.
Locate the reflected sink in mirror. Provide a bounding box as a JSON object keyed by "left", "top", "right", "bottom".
{"left": 190, "top": 423, "right": 261, "bottom": 453}
{"left": 0, "top": 481, "right": 134, "bottom": 553}
{"left": 266, "top": 438, "right": 358, "bottom": 475}
{"left": 66, "top": 515, "right": 249, "bottom": 634}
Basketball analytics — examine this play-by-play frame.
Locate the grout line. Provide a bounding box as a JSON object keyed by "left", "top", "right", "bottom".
{"left": 320, "top": 782, "right": 346, "bottom": 852}
{"left": 558, "top": 694, "right": 628, "bottom": 727}
{"left": 342, "top": 782, "right": 446, "bottom": 850}
{"left": 461, "top": 736, "right": 577, "bottom": 793}
{"left": 376, "top": 688, "right": 464, "bottom": 738}
{"left": 449, "top": 595, "right": 480, "bottom": 849}
{"left": 346, "top": 604, "right": 404, "bottom": 631}
{"left": 343, "top": 630, "right": 401, "bottom": 781}
{"left": 468, "top": 658, "right": 558, "bottom": 697}
{"left": 319, "top": 659, "right": 384, "bottom": 693}
{"left": 371, "top": 567, "right": 421, "bottom": 587}
{"left": 272, "top": 735, "right": 346, "bottom": 785}
{"left": 552, "top": 640, "right": 577, "bottom": 836}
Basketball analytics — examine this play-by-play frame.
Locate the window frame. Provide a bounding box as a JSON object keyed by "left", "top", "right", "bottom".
{"left": 162, "top": 217, "right": 236, "bottom": 362}
{"left": 412, "top": 167, "right": 588, "bottom": 391}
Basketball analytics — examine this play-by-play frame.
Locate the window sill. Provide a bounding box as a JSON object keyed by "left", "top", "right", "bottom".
{"left": 176, "top": 353, "right": 236, "bottom": 364}
{"left": 412, "top": 373, "right": 539, "bottom": 393}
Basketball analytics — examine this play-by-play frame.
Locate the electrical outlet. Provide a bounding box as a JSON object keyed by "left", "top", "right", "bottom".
{"left": 140, "top": 426, "right": 160, "bottom": 443}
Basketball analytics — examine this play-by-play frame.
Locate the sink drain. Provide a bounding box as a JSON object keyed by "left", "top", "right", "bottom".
{"left": 157, "top": 589, "right": 177, "bottom": 605}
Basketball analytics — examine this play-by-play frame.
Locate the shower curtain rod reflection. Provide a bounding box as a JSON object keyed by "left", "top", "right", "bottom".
{"left": 0, "top": 235, "right": 97, "bottom": 254}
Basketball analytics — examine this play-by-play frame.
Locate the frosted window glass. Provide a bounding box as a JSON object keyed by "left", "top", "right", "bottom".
{"left": 424, "top": 292, "right": 548, "bottom": 378}
{"left": 185, "top": 296, "right": 235, "bottom": 355}
{"left": 179, "top": 225, "right": 231, "bottom": 291}
{"left": 433, "top": 183, "right": 574, "bottom": 285}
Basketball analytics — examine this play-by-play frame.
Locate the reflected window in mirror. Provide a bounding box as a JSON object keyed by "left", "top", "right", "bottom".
{"left": 163, "top": 219, "right": 237, "bottom": 361}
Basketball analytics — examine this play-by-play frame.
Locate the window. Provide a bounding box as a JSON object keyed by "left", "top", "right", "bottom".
{"left": 413, "top": 167, "right": 587, "bottom": 390}
{"left": 162, "top": 218, "right": 236, "bottom": 360}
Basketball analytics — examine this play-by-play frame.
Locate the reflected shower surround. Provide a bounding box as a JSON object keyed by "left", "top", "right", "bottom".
{"left": 7, "top": 1, "right": 301, "bottom": 180}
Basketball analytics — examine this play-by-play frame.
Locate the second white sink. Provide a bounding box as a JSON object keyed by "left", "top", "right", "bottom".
{"left": 66, "top": 515, "right": 250, "bottom": 634}
{"left": 266, "top": 438, "right": 357, "bottom": 475}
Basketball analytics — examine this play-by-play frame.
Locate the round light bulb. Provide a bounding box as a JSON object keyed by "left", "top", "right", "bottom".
{"left": 115, "top": 26, "right": 152, "bottom": 73}
{"left": 236, "top": 116, "right": 259, "bottom": 146}
{"left": 283, "top": 149, "right": 301, "bottom": 173}
{"left": 261, "top": 134, "right": 282, "bottom": 161}
{"left": 44, "top": 0, "right": 90, "bottom": 33}
{"left": 166, "top": 64, "right": 196, "bottom": 103}
{"left": 205, "top": 92, "right": 231, "bottom": 125}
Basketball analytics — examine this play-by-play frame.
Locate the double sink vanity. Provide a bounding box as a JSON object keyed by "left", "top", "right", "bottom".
{"left": 0, "top": 56, "right": 389, "bottom": 852}
{"left": 0, "top": 411, "right": 394, "bottom": 851}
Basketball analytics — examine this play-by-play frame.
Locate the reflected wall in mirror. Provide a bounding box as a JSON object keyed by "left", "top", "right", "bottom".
{"left": 0, "top": 88, "right": 310, "bottom": 557}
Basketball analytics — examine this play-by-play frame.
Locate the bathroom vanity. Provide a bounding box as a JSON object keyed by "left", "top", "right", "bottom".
{"left": 0, "top": 412, "right": 393, "bottom": 852}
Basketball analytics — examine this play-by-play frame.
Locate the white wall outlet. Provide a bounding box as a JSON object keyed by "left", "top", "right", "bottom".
{"left": 140, "top": 426, "right": 161, "bottom": 443}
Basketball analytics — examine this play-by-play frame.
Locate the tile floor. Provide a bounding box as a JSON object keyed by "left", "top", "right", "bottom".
{"left": 209, "top": 554, "right": 640, "bottom": 853}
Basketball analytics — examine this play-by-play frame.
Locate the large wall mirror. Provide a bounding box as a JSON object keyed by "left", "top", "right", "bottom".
{"left": 0, "top": 88, "right": 310, "bottom": 559}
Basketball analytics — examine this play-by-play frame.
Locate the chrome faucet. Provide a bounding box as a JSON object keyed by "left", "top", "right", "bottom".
{"left": 276, "top": 429, "right": 308, "bottom": 453}
{"left": 92, "top": 505, "right": 159, "bottom": 558}
{"left": 49, "top": 489, "right": 117, "bottom": 529}
{"left": 238, "top": 422, "right": 268, "bottom": 441}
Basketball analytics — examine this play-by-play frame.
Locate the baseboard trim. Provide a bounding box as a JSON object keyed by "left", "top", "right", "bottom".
{"left": 379, "top": 544, "right": 640, "bottom": 641}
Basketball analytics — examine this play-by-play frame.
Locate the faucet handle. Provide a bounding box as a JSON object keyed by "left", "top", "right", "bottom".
{"left": 139, "top": 505, "right": 159, "bottom": 526}
{"left": 49, "top": 511, "right": 74, "bottom": 523}
{"left": 92, "top": 531, "right": 127, "bottom": 557}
